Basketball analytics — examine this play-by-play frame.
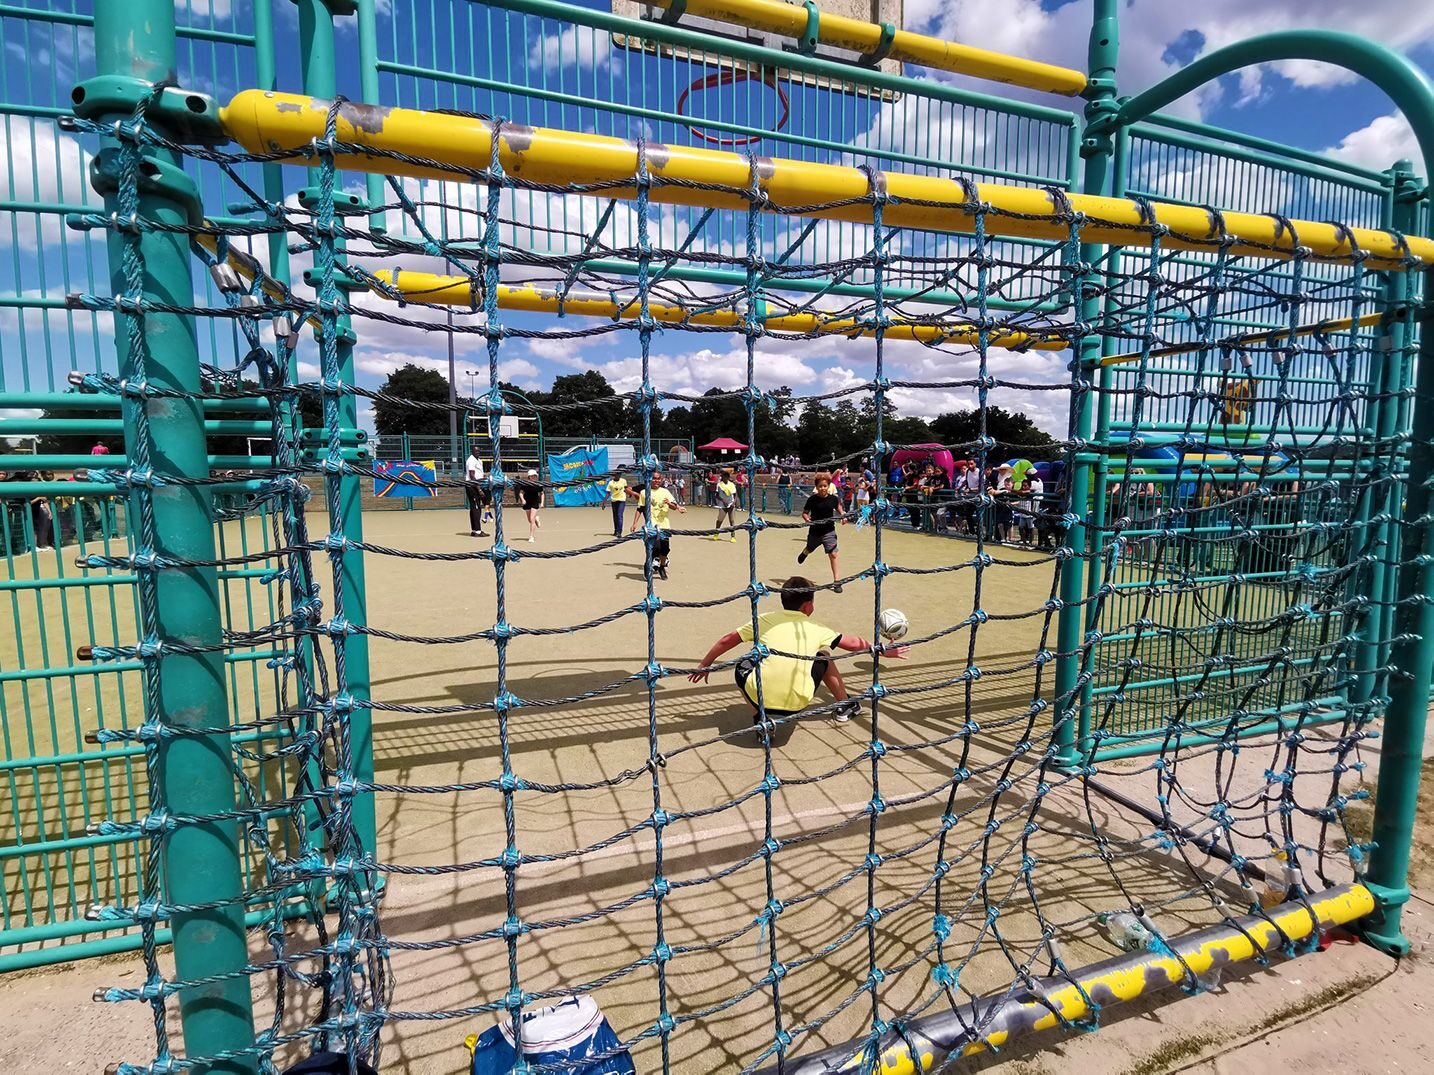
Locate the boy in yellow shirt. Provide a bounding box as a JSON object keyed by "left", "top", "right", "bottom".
{"left": 628, "top": 472, "right": 686, "bottom": 580}
{"left": 605, "top": 472, "right": 629, "bottom": 536}
{"left": 689, "top": 576, "right": 907, "bottom": 723}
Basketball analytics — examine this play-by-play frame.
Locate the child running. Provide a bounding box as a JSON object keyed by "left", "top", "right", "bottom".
{"left": 518, "top": 469, "right": 544, "bottom": 542}
{"left": 711, "top": 469, "right": 738, "bottom": 541}
{"left": 797, "top": 471, "right": 845, "bottom": 593}
{"left": 628, "top": 472, "right": 686, "bottom": 580}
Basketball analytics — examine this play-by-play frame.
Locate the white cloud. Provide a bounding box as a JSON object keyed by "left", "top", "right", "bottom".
{"left": 524, "top": 335, "right": 592, "bottom": 368}
{"left": 904, "top": 1, "right": 1434, "bottom": 118}
{"left": 0, "top": 117, "right": 94, "bottom": 250}
{"left": 526, "top": 27, "right": 615, "bottom": 71}
{"left": 593, "top": 342, "right": 824, "bottom": 396}
{"left": 1324, "top": 112, "right": 1419, "bottom": 172}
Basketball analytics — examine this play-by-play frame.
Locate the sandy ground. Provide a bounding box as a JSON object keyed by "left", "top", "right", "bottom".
{"left": 1, "top": 503, "right": 1429, "bottom": 1072}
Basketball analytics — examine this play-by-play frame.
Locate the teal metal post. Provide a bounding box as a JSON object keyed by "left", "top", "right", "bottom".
{"left": 355, "top": 0, "right": 387, "bottom": 234}
{"left": 1052, "top": 0, "right": 1118, "bottom": 767}
{"left": 295, "top": 0, "right": 377, "bottom": 858}
{"left": 251, "top": 0, "right": 290, "bottom": 287}
{"left": 1108, "top": 27, "right": 1434, "bottom": 955}
{"left": 1377, "top": 167, "right": 1426, "bottom": 691}
{"left": 1351, "top": 164, "right": 1415, "bottom": 714}
{"left": 82, "top": 0, "right": 256, "bottom": 1066}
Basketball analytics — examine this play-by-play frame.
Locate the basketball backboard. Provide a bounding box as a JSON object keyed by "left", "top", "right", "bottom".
{"left": 612, "top": 0, "right": 905, "bottom": 98}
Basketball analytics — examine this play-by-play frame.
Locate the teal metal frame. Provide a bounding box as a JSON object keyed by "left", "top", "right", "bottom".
{"left": 0, "top": 0, "right": 1428, "bottom": 1064}
{"left": 1072, "top": 26, "right": 1434, "bottom": 956}
{"left": 83, "top": 0, "right": 258, "bottom": 1064}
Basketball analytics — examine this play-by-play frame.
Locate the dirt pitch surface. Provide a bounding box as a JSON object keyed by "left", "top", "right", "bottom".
{"left": 2, "top": 504, "right": 1430, "bottom": 1073}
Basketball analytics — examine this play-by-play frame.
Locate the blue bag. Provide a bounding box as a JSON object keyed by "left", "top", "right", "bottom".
{"left": 466, "top": 996, "right": 635, "bottom": 1075}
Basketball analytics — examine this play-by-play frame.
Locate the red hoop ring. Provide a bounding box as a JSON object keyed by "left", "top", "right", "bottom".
{"left": 676, "top": 67, "right": 790, "bottom": 147}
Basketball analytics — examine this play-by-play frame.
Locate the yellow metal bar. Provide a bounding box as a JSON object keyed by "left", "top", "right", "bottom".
{"left": 371, "top": 270, "right": 1069, "bottom": 350}
{"left": 968, "top": 883, "right": 1374, "bottom": 1056}
{"left": 776, "top": 883, "right": 1375, "bottom": 1074}
{"left": 640, "top": 0, "right": 1087, "bottom": 96}
{"left": 1100, "top": 311, "right": 1390, "bottom": 367}
{"left": 192, "top": 229, "right": 322, "bottom": 331}
{"left": 218, "top": 92, "right": 1434, "bottom": 270}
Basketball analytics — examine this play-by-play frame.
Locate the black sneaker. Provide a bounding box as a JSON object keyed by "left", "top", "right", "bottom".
{"left": 797, "top": 550, "right": 808, "bottom": 564}
{"left": 657, "top": 565, "right": 669, "bottom": 581}
{"left": 833, "top": 582, "right": 843, "bottom": 593}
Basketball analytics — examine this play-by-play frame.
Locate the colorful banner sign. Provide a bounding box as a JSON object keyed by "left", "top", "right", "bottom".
{"left": 374, "top": 460, "right": 439, "bottom": 498}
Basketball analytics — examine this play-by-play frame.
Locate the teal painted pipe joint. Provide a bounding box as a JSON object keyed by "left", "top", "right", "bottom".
{"left": 88, "top": 148, "right": 203, "bottom": 227}
{"left": 70, "top": 78, "right": 226, "bottom": 144}
{"left": 297, "top": 185, "right": 370, "bottom": 217}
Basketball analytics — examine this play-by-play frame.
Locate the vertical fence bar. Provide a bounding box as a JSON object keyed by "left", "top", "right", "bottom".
{"left": 84, "top": 0, "right": 257, "bottom": 1065}
{"left": 355, "top": 0, "right": 388, "bottom": 235}
{"left": 1053, "top": 0, "right": 1118, "bottom": 766}
{"left": 295, "top": 0, "right": 378, "bottom": 864}
{"left": 1363, "top": 213, "right": 1434, "bottom": 956}
{"left": 1352, "top": 165, "right": 1411, "bottom": 714}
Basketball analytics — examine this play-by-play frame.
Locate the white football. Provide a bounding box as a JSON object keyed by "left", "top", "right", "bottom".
{"left": 877, "top": 608, "right": 909, "bottom": 641}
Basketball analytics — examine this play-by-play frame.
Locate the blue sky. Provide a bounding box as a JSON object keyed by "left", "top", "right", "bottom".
{"left": 2, "top": 0, "right": 1432, "bottom": 439}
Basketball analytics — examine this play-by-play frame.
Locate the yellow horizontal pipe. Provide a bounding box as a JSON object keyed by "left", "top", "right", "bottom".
{"left": 218, "top": 92, "right": 1434, "bottom": 271}
{"left": 191, "top": 229, "right": 323, "bottom": 331}
{"left": 1100, "top": 311, "right": 1391, "bottom": 367}
{"left": 795, "top": 883, "right": 1375, "bottom": 1074}
{"left": 371, "top": 269, "right": 1068, "bottom": 349}
{"left": 969, "top": 883, "right": 1375, "bottom": 1056}
{"left": 641, "top": 0, "right": 1086, "bottom": 96}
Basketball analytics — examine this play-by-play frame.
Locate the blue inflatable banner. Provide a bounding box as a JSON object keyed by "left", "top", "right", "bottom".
{"left": 374, "top": 460, "right": 438, "bottom": 498}
{"left": 547, "top": 446, "right": 608, "bottom": 506}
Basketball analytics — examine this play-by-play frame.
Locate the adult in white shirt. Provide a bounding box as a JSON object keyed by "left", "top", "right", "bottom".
{"left": 465, "top": 451, "right": 490, "bottom": 537}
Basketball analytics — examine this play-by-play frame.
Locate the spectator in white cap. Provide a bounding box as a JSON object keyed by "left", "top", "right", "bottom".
{"left": 518, "top": 468, "right": 544, "bottom": 542}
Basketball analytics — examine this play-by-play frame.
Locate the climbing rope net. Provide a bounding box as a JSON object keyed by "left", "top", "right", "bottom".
{"left": 64, "top": 87, "right": 1413, "bottom": 1074}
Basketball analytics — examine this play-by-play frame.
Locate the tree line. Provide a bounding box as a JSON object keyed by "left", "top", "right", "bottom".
{"left": 376, "top": 364, "right": 1061, "bottom": 462}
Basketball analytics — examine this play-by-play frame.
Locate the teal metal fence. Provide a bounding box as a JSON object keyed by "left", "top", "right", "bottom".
{"left": 0, "top": 0, "right": 306, "bottom": 971}
{"left": 0, "top": 2, "right": 1431, "bottom": 1072}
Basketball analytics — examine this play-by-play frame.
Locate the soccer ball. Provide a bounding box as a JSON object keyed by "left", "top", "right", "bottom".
{"left": 877, "top": 608, "right": 909, "bottom": 641}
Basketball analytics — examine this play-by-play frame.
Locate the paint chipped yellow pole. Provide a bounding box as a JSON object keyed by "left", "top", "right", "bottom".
{"left": 369, "top": 270, "right": 1069, "bottom": 350}
{"left": 218, "top": 92, "right": 1434, "bottom": 270}
{"left": 640, "top": 0, "right": 1088, "bottom": 96}
{"left": 766, "top": 883, "right": 1374, "bottom": 1074}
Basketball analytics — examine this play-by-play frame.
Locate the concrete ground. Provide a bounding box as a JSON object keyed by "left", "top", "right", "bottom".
{"left": 1, "top": 503, "right": 1429, "bottom": 1072}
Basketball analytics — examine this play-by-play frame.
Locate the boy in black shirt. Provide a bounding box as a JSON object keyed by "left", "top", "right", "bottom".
{"left": 797, "top": 471, "right": 845, "bottom": 593}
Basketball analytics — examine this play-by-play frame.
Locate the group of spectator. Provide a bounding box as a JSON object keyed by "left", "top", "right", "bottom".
{"left": 668, "top": 455, "right": 1066, "bottom": 549}
{"left": 881, "top": 458, "right": 1063, "bottom": 548}
{"left": 0, "top": 441, "right": 120, "bottom": 551}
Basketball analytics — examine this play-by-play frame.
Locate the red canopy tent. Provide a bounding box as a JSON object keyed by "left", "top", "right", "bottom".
{"left": 696, "top": 437, "right": 748, "bottom": 455}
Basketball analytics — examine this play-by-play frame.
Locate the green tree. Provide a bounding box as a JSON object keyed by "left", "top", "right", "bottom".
{"left": 796, "top": 399, "right": 839, "bottom": 463}
{"left": 930, "top": 406, "right": 1057, "bottom": 460}
{"left": 372, "top": 363, "right": 452, "bottom": 437}
{"left": 542, "top": 370, "right": 628, "bottom": 438}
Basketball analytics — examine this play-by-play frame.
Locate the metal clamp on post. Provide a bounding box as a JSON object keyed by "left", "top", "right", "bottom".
{"left": 68, "top": 78, "right": 227, "bottom": 144}
{"left": 297, "top": 185, "right": 369, "bottom": 217}
{"left": 792, "top": 1, "right": 820, "bottom": 56}
{"left": 860, "top": 22, "right": 897, "bottom": 67}
{"left": 87, "top": 149, "right": 204, "bottom": 228}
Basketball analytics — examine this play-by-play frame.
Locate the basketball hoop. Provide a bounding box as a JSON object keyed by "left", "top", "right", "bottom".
{"left": 676, "top": 66, "right": 789, "bottom": 146}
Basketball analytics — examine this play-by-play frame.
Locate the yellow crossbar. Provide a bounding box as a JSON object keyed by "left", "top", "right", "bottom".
{"left": 370, "top": 270, "right": 1069, "bottom": 350}
{"left": 642, "top": 0, "right": 1087, "bottom": 96}
{"left": 218, "top": 92, "right": 1434, "bottom": 270}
